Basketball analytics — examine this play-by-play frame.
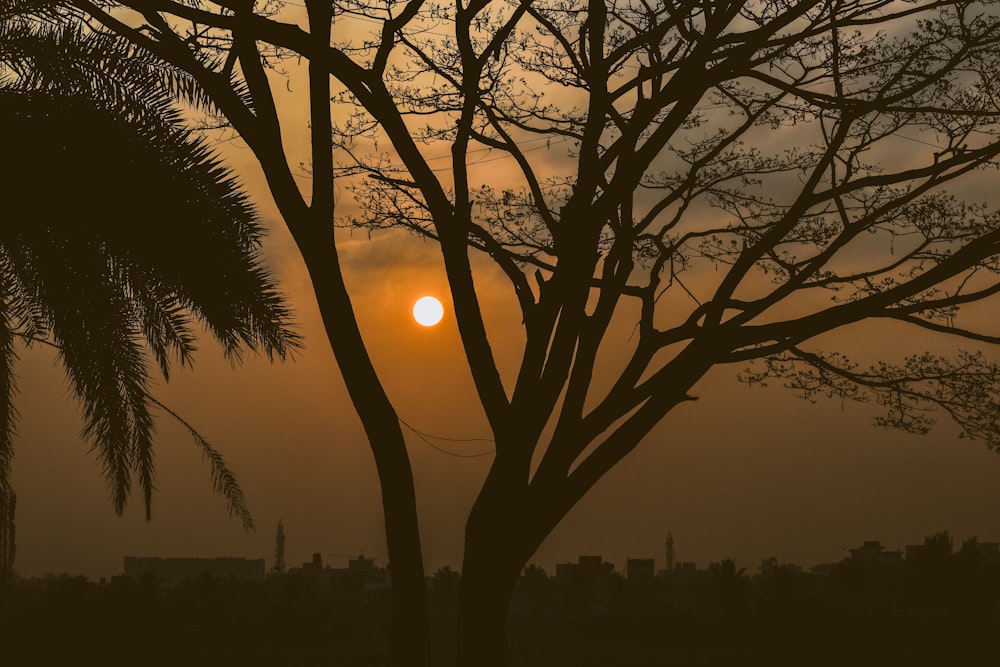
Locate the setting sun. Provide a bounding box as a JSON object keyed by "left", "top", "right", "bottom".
{"left": 412, "top": 296, "right": 444, "bottom": 326}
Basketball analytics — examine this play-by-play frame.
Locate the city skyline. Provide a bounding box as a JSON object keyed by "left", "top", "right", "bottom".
{"left": 111, "top": 531, "right": 1000, "bottom": 581}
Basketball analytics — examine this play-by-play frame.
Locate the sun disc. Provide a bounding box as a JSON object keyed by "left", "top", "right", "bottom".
{"left": 413, "top": 296, "right": 444, "bottom": 326}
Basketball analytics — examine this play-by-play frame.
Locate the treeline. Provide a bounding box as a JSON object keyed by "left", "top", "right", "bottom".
{"left": 2, "top": 532, "right": 998, "bottom": 666}
{"left": 507, "top": 533, "right": 1000, "bottom": 619}
{"left": 0, "top": 572, "right": 393, "bottom": 666}
{"left": 503, "top": 532, "right": 1000, "bottom": 665}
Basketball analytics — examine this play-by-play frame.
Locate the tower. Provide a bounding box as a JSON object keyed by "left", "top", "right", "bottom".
{"left": 0, "top": 488, "right": 14, "bottom": 585}
{"left": 273, "top": 519, "right": 285, "bottom": 574}
{"left": 665, "top": 531, "right": 675, "bottom": 572}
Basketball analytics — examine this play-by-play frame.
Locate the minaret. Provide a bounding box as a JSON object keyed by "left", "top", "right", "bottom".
{"left": 665, "top": 531, "right": 675, "bottom": 572}
{"left": 0, "top": 488, "right": 14, "bottom": 585}
{"left": 273, "top": 519, "right": 285, "bottom": 574}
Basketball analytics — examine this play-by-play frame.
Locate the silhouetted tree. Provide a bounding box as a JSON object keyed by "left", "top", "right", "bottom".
{"left": 925, "top": 531, "right": 955, "bottom": 560}
{"left": 0, "top": 2, "right": 297, "bottom": 523}
{"left": 430, "top": 566, "right": 461, "bottom": 606}
{"left": 710, "top": 559, "right": 749, "bottom": 614}
{"left": 950, "top": 536, "right": 992, "bottom": 613}
{"left": 906, "top": 530, "right": 958, "bottom": 610}
{"left": 516, "top": 563, "right": 552, "bottom": 615}
{"left": 37, "top": 1, "right": 1000, "bottom": 664}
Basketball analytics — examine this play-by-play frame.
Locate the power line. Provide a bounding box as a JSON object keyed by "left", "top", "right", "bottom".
{"left": 398, "top": 416, "right": 495, "bottom": 458}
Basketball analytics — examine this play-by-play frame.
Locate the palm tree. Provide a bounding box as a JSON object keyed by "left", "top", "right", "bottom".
{"left": 0, "top": 2, "right": 298, "bottom": 527}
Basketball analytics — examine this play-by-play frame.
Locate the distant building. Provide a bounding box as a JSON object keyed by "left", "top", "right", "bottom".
{"left": 266, "top": 552, "right": 392, "bottom": 605}
{"left": 849, "top": 541, "right": 902, "bottom": 569}
{"left": 556, "top": 555, "right": 614, "bottom": 582}
{"left": 658, "top": 561, "right": 705, "bottom": 613}
{"left": 758, "top": 556, "right": 802, "bottom": 580}
{"left": 122, "top": 556, "right": 265, "bottom": 587}
{"left": 348, "top": 554, "right": 377, "bottom": 575}
{"left": 626, "top": 558, "right": 655, "bottom": 582}
{"left": 555, "top": 556, "right": 617, "bottom": 615}
{"left": 302, "top": 552, "right": 324, "bottom": 570}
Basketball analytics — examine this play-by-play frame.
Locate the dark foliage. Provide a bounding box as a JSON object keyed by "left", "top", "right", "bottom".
{"left": 0, "top": 3, "right": 299, "bottom": 523}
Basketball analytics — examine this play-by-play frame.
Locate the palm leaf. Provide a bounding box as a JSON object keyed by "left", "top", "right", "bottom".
{"left": 0, "top": 16, "right": 298, "bottom": 522}
{"left": 150, "top": 397, "right": 254, "bottom": 531}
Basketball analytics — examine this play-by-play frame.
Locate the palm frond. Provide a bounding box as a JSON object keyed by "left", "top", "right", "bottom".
{"left": 23, "top": 241, "right": 156, "bottom": 515}
{"left": 150, "top": 397, "right": 254, "bottom": 531}
{"left": 0, "top": 0, "right": 71, "bottom": 25}
{"left": 0, "top": 16, "right": 297, "bottom": 521}
{"left": 0, "top": 307, "right": 19, "bottom": 495}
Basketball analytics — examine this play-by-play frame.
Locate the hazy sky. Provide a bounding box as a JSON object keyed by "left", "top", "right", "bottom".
{"left": 9, "top": 3, "right": 1000, "bottom": 581}
{"left": 11, "top": 216, "right": 1000, "bottom": 580}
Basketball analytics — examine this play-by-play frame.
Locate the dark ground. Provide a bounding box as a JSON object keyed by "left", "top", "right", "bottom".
{"left": 1, "top": 568, "right": 997, "bottom": 666}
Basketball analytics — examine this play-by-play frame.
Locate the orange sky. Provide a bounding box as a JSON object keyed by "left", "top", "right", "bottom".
{"left": 10, "top": 4, "right": 1000, "bottom": 581}
{"left": 10, "top": 216, "right": 1000, "bottom": 579}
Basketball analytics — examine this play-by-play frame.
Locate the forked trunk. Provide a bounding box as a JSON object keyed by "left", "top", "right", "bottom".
{"left": 454, "top": 477, "right": 543, "bottom": 667}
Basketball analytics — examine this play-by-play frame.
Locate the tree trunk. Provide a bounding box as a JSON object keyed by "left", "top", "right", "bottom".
{"left": 297, "top": 237, "right": 431, "bottom": 667}
{"left": 296, "top": 8, "right": 430, "bottom": 660}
